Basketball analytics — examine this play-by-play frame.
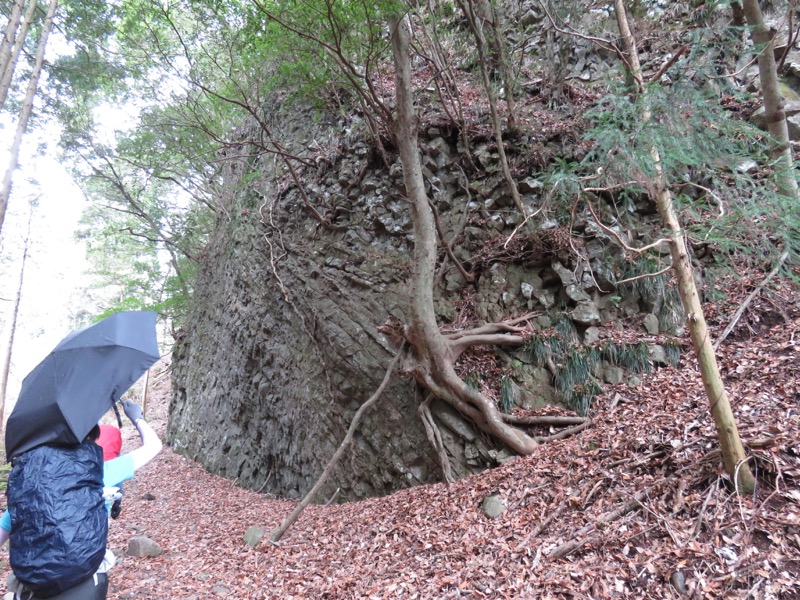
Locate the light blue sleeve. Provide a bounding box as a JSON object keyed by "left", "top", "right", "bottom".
{"left": 0, "top": 510, "right": 10, "bottom": 532}
{"left": 103, "top": 455, "right": 136, "bottom": 488}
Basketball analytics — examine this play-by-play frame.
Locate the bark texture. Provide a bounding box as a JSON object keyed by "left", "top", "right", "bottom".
{"left": 614, "top": 0, "right": 755, "bottom": 492}
{"left": 742, "top": 0, "right": 798, "bottom": 197}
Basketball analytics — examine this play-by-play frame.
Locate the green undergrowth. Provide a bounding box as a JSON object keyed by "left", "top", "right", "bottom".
{"left": 522, "top": 316, "right": 681, "bottom": 416}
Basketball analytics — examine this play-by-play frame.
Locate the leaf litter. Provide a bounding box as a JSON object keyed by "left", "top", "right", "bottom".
{"left": 3, "top": 281, "right": 799, "bottom": 599}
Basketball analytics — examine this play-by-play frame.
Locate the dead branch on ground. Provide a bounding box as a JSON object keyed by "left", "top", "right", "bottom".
{"left": 268, "top": 345, "right": 407, "bottom": 543}
{"left": 714, "top": 251, "right": 788, "bottom": 350}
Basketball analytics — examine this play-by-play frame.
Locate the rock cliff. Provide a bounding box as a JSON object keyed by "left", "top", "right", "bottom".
{"left": 167, "top": 77, "right": 686, "bottom": 500}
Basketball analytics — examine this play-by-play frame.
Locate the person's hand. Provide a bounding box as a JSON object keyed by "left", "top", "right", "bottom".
{"left": 121, "top": 400, "right": 143, "bottom": 423}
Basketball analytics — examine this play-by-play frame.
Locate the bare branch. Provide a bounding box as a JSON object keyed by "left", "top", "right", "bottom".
{"left": 269, "top": 345, "right": 407, "bottom": 543}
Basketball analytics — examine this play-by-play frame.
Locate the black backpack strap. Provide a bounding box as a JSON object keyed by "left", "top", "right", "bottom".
{"left": 111, "top": 402, "right": 123, "bottom": 429}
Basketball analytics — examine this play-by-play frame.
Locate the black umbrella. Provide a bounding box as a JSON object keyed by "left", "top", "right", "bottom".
{"left": 5, "top": 311, "right": 159, "bottom": 460}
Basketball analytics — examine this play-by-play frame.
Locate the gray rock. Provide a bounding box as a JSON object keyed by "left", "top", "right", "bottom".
{"left": 571, "top": 302, "right": 601, "bottom": 325}
{"left": 736, "top": 160, "right": 759, "bottom": 174}
{"left": 520, "top": 282, "right": 535, "bottom": 299}
{"left": 464, "top": 443, "right": 480, "bottom": 464}
{"left": 243, "top": 526, "right": 266, "bottom": 548}
{"left": 649, "top": 344, "right": 668, "bottom": 365}
{"left": 670, "top": 571, "right": 688, "bottom": 595}
{"left": 482, "top": 494, "right": 506, "bottom": 519}
{"left": 643, "top": 313, "right": 660, "bottom": 335}
{"left": 583, "top": 326, "right": 601, "bottom": 345}
{"left": 435, "top": 405, "right": 477, "bottom": 442}
{"left": 518, "top": 177, "right": 543, "bottom": 193}
{"left": 787, "top": 114, "right": 800, "bottom": 141}
{"left": 127, "top": 535, "right": 162, "bottom": 558}
{"left": 603, "top": 366, "right": 625, "bottom": 385}
{"left": 534, "top": 288, "right": 556, "bottom": 309}
{"left": 566, "top": 283, "right": 591, "bottom": 303}
{"left": 553, "top": 260, "right": 591, "bottom": 302}
{"left": 551, "top": 260, "right": 576, "bottom": 287}
{"left": 426, "top": 136, "right": 449, "bottom": 158}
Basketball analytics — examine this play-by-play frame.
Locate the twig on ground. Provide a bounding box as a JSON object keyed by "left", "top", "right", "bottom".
{"left": 503, "top": 415, "right": 587, "bottom": 427}
{"left": 714, "top": 252, "right": 788, "bottom": 350}
{"left": 547, "top": 490, "right": 648, "bottom": 559}
{"left": 534, "top": 420, "right": 591, "bottom": 443}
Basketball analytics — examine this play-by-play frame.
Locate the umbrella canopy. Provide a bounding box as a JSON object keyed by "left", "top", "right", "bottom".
{"left": 5, "top": 311, "right": 159, "bottom": 460}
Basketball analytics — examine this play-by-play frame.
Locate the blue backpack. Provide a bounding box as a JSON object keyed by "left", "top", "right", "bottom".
{"left": 7, "top": 440, "right": 108, "bottom": 598}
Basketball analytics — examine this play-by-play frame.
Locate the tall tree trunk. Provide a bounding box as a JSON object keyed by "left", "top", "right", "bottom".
{"left": 741, "top": 0, "right": 798, "bottom": 197}
{"left": 0, "top": 205, "right": 32, "bottom": 431}
{"left": 0, "top": 0, "right": 57, "bottom": 236}
{"left": 0, "top": 0, "right": 25, "bottom": 84}
{"left": 614, "top": 0, "right": 756, "bottom": 493}
{"left": 0, "top": 0, "right": 38, "bottom": 110}
{"left": 391, "top": 14, "right": 538, "bottom": 455}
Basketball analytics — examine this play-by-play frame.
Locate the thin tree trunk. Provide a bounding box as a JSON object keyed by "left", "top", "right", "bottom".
{"left": 455, "top": 0, "right": 527, "bottom": 217}
{"left": 741, "top": 0, "right": 798, "bottom": 197}
{"left": 140, "top": 367, "right": 151, "bottom": 418}
{"left": 0, "top": 0, "right": 39, "bottom": 110}
{"left": 0, "top": 0, "right": 58, "bottom": 236}
{"left": 391, "top": 13, "right": 538, "bottom": 455}
{"left": 0, "top": 0, "right": 25, "bottom": 84}
{"left": 474, "top": 0, "right": 517, "bottom": 130}
{"left": 614, "top": 0, "right": 755, "bottom": 493}
{"left": 0, "top": 205, "right": 33, "bottom": 431}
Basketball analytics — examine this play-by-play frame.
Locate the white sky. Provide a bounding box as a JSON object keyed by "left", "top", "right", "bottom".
{"left": 0, "top": 128, "right": 89, "bottom": 415}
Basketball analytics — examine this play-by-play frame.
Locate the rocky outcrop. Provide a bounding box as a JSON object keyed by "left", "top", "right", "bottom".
{"left": 167, "top": 89, "right": 685, "bottom": 501}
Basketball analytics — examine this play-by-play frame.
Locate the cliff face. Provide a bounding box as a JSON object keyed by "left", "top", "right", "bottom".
{"left": 164, "top": 0, "right": 703, "bottom": 501}
{"left": 165, "top": 85, "right": 684, "bottom": 501}
{"left": 166, "top": 111, "right": 443, "bottom": 500}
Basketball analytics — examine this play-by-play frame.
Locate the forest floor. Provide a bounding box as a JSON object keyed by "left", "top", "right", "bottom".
{"left": 3, "top": 273, "right": 800, "bottom": 599}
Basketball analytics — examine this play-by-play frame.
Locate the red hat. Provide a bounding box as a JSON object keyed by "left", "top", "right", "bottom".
{"left": 97, "top": 424, "right": 122, "bottom": 461}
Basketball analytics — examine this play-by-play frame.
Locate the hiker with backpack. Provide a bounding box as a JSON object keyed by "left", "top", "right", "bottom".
{"left": 0, "top": 399, "right": 163, "bottom": 599}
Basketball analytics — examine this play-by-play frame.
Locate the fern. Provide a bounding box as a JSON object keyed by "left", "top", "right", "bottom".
{"left": 499, "top": 375, "right": 515, "bottom": 413}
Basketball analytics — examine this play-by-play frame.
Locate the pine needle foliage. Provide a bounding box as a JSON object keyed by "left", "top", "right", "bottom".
{"left": 542, "top": 28, "right": 798, "bottom": 269}
{"left": 554, "top": 315, "right": 579, "bottom": 347}
{"left": 663, "top": 340, "right": 682, "bottom": 367}
{"left": 522, "top": 324, "right": 670, "bottom": 414}
{"left": 525, "top": 335, "right": 551, "bottom": 368}
{"left": 554, "top": 348, "right": 596, "bottom": 394}
{"left": 568, "top": 381, "right": 602, "bottom": 417}
{"left": 465, "top": 371, "right": 482, "bottom": 390}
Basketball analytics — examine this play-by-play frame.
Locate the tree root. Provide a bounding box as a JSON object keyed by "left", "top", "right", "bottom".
{"left": 418, "top": 393, "right": 455, "bottom": 483}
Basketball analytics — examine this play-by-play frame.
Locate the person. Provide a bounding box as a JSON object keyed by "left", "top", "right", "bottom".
{"left": 96, "top": 424, "right": 124, "bottom": 519}
{"left": 0, "top": 400, "right": 162, "bottom": 600}
{"left": 96, "top": 425, "right": 123, "bottom": 462}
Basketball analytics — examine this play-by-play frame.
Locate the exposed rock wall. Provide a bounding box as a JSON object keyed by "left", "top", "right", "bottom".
{"left": 168, "top": 112, "right": 445, "bottom": 500}
{"left": 167, "top": 89, "right": 685, "bottom": 501}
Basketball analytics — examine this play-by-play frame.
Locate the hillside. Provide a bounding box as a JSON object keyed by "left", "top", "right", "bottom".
{"left": 92, "top": 276, "right": 799, "bottom": 598}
